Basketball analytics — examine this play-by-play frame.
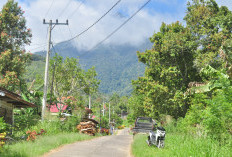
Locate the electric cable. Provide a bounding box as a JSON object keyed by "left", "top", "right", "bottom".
{"left": 87, "top": 0, "right": 152, "bottom": 52}
{"left": 44, "top": 0, "right": 55, "bottom": 18}
{"left": 56, "top": 0, "right": 121, "bottom": 45}
{"left": 58, "top": 0, "right": 73, "bottom": 18}
{"left": 67, "top": 0, "right": 84, "bottom": 19}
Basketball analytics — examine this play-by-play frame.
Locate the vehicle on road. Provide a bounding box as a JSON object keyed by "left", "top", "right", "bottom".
{"left": 146, "top": 126, "right": 166, "bottom": 148}
{"left": 132, "top": 117, "right": 156, "bottom": 133}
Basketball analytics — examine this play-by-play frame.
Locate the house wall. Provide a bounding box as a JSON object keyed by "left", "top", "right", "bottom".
{"left": 0, "top": 100, "right": 13, "bottom": 124}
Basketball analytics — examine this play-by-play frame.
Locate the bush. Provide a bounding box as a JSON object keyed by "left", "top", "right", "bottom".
{"left": 13, "top": 108, "right": 40, "bottom": 132}
{"left": 60, "top": 116, "right": 81, "bottom": 132}
{"left": 183, "top": 89, "right": 232, "bottom": 140}
{"left": 100, "top": 116, "right": 109, "bottom": 129}
{"left": 0, "top": 118, "right": 8, "bottom": 133}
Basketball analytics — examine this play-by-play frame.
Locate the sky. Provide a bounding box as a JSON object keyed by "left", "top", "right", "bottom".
{"left": 0, "top": 0, "right": 232, "bottom": 52}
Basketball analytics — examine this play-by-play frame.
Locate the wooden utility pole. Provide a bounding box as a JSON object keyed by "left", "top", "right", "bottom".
{"left": 42, "top": 19, "right": 68, "bottom": 121}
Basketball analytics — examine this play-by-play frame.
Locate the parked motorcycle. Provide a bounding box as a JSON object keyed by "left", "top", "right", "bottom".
{"left": 146, "top": 126, "right": 166, "bottom": 148}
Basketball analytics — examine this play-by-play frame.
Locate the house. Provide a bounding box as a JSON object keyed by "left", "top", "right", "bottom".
{"left": 49, "top": 103, "right": 68, "bottom": 115}
{"left": 0, "top": 87, "right": 36, "bottom": 125}
{"left": 47, "top": 96, "right": 75, "bottom": 115}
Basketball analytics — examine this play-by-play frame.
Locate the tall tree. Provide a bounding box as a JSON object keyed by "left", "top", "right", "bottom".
{"left": 0, "top": 0, "right": 32, "bottom": 91}
{"left": 184, "top": 0, "right": 232, "bottom": 70}
{"left": 133, "top": 22, "right": 200, "bottom": 119}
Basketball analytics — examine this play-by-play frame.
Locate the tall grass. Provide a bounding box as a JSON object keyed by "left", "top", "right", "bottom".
{"left": 1, "top": 132, "right": 95, "bottom": 157}
{"left": 132, "top": 133, "right": 232, "bottom": 157}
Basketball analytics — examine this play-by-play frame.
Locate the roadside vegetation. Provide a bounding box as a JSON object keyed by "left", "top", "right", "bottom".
{"left": 132, "top": 122, "right": 232, "bottom": 157}
{"left": 129, "top": 0, "right": 232, "bottom": 156}
{"left": 0, "top": 1, "right": 122, "bottom": 156}
{"left": 1, "top": 132, "right": 95, "bottom": 157}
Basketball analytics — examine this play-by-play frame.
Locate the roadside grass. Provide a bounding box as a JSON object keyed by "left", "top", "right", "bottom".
{"left": 0, "top": 132, "right": 96, "bottom": 157}
{"left": 132, "top": 133, "right": 232, "bottom": 157}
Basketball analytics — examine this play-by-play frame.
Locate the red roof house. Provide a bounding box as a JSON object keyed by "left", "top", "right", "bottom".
{"left": 49, "top": 103, "right": 68, "bottom": 113}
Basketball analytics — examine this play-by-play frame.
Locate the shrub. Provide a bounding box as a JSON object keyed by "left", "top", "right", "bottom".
{"left": 0, "top": 118, "right": 8, "bottom": 133}
{"left": 13, "top": 108, "right": 40, "bottom": 132}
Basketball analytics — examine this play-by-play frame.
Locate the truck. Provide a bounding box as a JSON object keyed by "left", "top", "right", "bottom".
{"left": 132, "top": 117, "right": 156, "bottom": 133}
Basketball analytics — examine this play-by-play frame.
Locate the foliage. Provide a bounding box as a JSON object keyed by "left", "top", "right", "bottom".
{"left": 100, "top": 116, "right": 109, "bottom": 129}
{"left": 132, "top": 133, "right": 232, "bottom": 157}
{"left": 13, "top": 108, "right": 40, "bottom": 132}
{"left": 49, "top": 54, "right": 99, "bottom": 112}
{"left": 59, "top": 116, "right": 81, "bottom": 132}
{"left": 0, "top": 0, "right": 32, "bottom": 91}
{"left": 132, "top": 21, "right": 200, "bottom": 119}
{"left": 110, "top": 113, "right": 123, "bottom": 127}
{"left": 0, "top": 118, "right": 8, "bottom": 133}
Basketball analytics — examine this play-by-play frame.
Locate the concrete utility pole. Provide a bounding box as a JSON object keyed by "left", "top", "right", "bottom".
{"left": 99, "top": 104, "right": 101, "bottom": 129}
{"left": 41, "top": 19, "right": 68, "bottom": 121}
{"left": 109, "top": 102, "right": 111, "bottom": 125}
{"left": 89, "top": 95, "right": 91, "bottom": 109}
{"left": 103, "top": 101, "right": 105, "bottom": 116}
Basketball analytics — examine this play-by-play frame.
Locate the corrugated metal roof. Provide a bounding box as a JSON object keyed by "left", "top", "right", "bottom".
{"left": 0, "top": 87, "right": 36, "bottom": 108}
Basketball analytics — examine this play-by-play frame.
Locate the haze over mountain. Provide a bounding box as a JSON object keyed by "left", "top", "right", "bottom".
{"left": 35, "top": 40, "right": 152, "bottom": 95}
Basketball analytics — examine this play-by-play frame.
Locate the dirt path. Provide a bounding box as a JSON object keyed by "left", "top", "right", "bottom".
{"left": 44, "top": 128, "right": 133, "bottom": 157}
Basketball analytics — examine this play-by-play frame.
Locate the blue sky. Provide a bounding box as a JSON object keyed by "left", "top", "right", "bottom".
{"left": 1, "top": 0, "right": 231, "bottom": 52}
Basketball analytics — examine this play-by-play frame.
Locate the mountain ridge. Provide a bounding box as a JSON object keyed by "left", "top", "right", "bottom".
{"left": 35, "top": 40, "right": 152, "bottom": 95}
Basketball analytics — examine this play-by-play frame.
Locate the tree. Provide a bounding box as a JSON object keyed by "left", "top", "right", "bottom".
{"left": 0, "top": 0, "right": 32, "bottom": 91}
{"left": 130, "top": 0, "right": 232, "bottom": 120}
{"left": 49, "top": 54, "right": 99, "bottom": 112}
{"left": 133, "top": 22, "right": 200, "bottom": 119}
{"left": 83, "top": 67, "right": 100, "bottom": 110}
{"left": 184, "top": 0, "right": 232, "bottom": 70}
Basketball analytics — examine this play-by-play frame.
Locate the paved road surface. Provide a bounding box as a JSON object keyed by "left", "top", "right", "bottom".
{"left": 45, "top": 128, "right": 133, "bottom": 157}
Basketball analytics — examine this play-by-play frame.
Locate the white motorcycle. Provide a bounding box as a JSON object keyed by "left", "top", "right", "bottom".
{"left": 146, "top": 126, "right": 166, "bottom": 148}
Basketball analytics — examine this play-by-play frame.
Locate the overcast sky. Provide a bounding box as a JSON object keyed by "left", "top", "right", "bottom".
{"left": 0, "top": 0, "right": 232, "bottom": 52}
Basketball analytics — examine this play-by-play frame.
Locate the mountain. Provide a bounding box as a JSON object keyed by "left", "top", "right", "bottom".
{"left": 34, "top": 40, "right": 152, "bottom": 95}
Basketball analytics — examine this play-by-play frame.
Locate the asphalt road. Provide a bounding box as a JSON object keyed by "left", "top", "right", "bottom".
{"left": 45, "top": 128, "right": 133, "bottom": 157}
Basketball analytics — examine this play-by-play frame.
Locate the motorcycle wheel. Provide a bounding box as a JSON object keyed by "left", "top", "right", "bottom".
{"left": 147, "top": 136, "right": 151, "bottom": 146}
{"left": 158, "top": 140, "right": 165, "bottom": 148}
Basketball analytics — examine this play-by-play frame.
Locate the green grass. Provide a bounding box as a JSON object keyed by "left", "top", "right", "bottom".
{"left": 132, "top": 133, "right": 232, "bottom": 157}
{"left": 1, "top": 132, "right": 96, "bottom": 157}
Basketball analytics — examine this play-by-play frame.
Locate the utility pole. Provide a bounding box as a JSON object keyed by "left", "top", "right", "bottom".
{"left": 99, "top": 104, "right": 101, "bottom": 129}
{"left": 103, "top": 101, "right": 105, "bottom": 116}
{"left": 89, "top": 95, "right": 91, "bottom": 109}
{"left": 88, "top": 94, "right": 91, "bottom": 118}
{"left": 109, "top": 102, "right": 111, "bottom": 125}
{"left": 42, "top": 19, "right": 68, "bottom": 121}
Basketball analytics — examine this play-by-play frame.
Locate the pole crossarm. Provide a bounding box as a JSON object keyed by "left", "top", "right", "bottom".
{"left": 43, "top": 19, "right": 69, "bottom": 25}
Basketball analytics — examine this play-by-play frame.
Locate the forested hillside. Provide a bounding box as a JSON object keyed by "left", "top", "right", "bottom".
{"left": 31, "top": 41, "right": 151, "bottom": 95}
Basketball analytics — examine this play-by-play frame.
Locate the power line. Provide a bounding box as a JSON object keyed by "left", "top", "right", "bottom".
{"left": 67, "top": 0, "right": 84, "bottom": 19}
{"left": 28, "top": 44, "right": 47, "bottom": 52}
{"left": 57, "top": 0, "right": 121, "bottom": 44}
{"left": 67, "top": 25, "right": 79, "bottom": 51}
{"left": 58, "top": 0, "right": 73, "bottom": 18}
{"left": 88, "top": 0, "right": 152, "bottom": 51}
{"left": 44, "top": 0, "right": 55, "bottom": 18}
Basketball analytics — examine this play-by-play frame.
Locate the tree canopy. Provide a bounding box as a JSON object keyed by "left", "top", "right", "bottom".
{"left": 0, "top": 0, "right": 31, "bottom": 91}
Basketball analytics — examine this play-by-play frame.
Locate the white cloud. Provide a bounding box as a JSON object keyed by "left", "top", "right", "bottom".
{"left": 0, "top": 0, "right": 185, "bottom": 52}
{"left": 216, "top": 0, "right": 232, "bottom": 10}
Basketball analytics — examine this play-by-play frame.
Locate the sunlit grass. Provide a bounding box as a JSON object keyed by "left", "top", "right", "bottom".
{"left": 132, "top": 133, "right": 232, "bottom": 157}
{"left": 0, "top": 132, "right": 96, "bottom": 157}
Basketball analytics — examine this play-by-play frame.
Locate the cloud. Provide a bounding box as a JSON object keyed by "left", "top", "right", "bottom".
{"left": 0, "top": 0, "right": 186, "bottom": 52}
{"left": 216, "top": 0, "right": 232, "bottom": 10}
